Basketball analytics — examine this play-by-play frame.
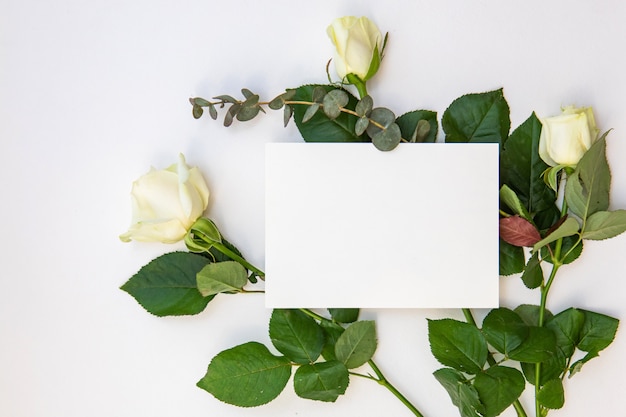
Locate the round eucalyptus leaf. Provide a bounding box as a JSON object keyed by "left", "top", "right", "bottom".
{"left": 236, "top": 104, "right": 260, "bottom": 122}
{"left": 269, "top": 96, "right": 284, "bottom": 110}
{"left": 356, "top": 95, "right": 373, "bottom": 117}
{"left": 322, "top": 90, "right": 349, "bottom": 119}
{"left": 283, "top": 105, "right": 293, "bottom": 127}
{"left": 413, "top": 119, "right": 431, "bottom": 142}
{"left": 212, "top": 94, "right": 237, "bottom": 103}
{"left": 355, "top": 116, "right": 369, "bottom": 136}
{"left": 312, "top": 86, "right": 327, "bottom": 103}
{"left": 372, "top": 123, "right": 401, "bottom": 151}
{"left": 192, "top": 97, "right": 211, "bottom": 106}
{"left": 241, "top": 88, "right": 254, "bottom": 99}
{"left": 223, "top": 103, "right": 241, "bottom": 127}
{"left": 192, "top": 105, "right": 203, "bottom": 119}
{"left": 302, "top": 103, "right": 320, "bottom": 123}
{"left": 282, "top": 89, "right": 296, "bottom": 100}
{"left": 366, "top": 107, "right": 396, "bottom": 137}
{"left": 208, "top": 103, "right": 218, "bottom": 120}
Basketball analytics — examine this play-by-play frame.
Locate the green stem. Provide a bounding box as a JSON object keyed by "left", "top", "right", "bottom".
{"left": 535, "top": 261, "right": 561, "bottom": 417}
{"left": 368, "top": 360, "right": 425, "bottom": 417}
{"left": 535, "top": 179, "right": 569, "bottom": 417}
{"left": 213, "top": 242, "right": 265, "bottom": 279}
{"left": 355, "top": 81, "right": 368, "bottom": 99}
{"left": 299, "top": 308, "right": 425, "bottom": 417}
{"left": 346, "top": 73, "right": 368, "bottom": 98}
{"left": 462, "top": 309, "right": 528, "bottom": 417}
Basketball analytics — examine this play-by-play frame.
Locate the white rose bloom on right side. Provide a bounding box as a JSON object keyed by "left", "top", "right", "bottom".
{"left": 538, "top": 106, "right": 600, "bottom": 167}
{"left": 326, "top": 16, "right": 383, "bottom": 82}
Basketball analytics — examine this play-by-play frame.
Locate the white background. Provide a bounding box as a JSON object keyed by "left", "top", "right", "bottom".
{"left": 1, "top": 1, "right": 625, "bottom": 416}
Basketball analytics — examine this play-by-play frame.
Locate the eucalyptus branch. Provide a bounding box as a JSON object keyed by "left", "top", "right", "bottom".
{"left": 190, "top": 86, "right": 433, "bottom": 151}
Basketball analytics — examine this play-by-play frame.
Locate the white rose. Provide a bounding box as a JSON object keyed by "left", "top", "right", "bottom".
{"left": 538, "top": 106, "right": 599, "bottom": 167}
{"left": 327, "top": 16, "right": 383, "bottom": 82}
{"left": 120, "top": 154, "right": 210, "bottom": 243}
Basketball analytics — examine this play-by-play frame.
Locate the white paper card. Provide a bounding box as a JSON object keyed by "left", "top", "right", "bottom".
{"left": 265, "top": 143, "right": 499, "bottom": 308}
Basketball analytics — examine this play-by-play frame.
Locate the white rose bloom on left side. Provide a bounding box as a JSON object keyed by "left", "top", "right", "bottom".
{"left": 120, "top": 154, "right": 210, "bottom": 243}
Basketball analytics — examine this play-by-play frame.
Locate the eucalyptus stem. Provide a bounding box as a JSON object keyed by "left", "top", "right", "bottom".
{"left": 462, "top": 308, "right": 529, "bottom": 417}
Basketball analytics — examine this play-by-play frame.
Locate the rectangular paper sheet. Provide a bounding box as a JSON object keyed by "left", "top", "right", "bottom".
{"left": 265, "top": 143, "right": 499, "bottom": 308}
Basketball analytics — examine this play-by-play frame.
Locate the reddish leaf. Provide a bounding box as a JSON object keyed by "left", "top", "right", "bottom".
{"left": 500, "top": 216, "right": 542, "bottom": 247}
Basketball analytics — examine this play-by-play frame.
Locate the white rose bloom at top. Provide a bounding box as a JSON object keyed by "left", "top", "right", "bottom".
{"left": 538, "top": 106, "right": 600, "bottom": 167}
{"left": 120, "top": 154, "right": 210, "bottom": 243}
{"left": 327, "top": 16, "right": 383, "bottom": 81}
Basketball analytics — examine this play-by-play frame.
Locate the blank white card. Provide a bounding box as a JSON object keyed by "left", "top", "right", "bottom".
{"left": 265, "top": 143, "right": 499, "bottom": 308}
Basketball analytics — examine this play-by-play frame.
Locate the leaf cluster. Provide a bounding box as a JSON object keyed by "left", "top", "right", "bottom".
{"left": 120, "top": 220, "right": 260, "bottom": 317}
{"left": 197, "top": 308, "right": 379, "bottom": 406}
{"left": 429, "top": 306, "right": 618, "bottom": 416}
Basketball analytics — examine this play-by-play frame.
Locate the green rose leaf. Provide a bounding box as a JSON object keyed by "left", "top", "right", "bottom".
{"left": 320, "top": 320, "right": 345, "bottom": 361}
{"left": 428, "top": 319, "right": 488, "bottom": 374}
{"left": 581, "top": 209, "right": 626, "bottom": 240}
{"left": 328, "top": 308, "right": 360, "bottom": 323}
{"left": 291, "top": 84, "right": 364, "bottom": 143}
{"left": 521, "top": 251, "right": 543, "bottom": 289}
{"left": 499, "top": 184, "right": 532, "bottom": 220}
{"left": 533, "top": 205, "right": 561, "bottom": 232}
{"left": 577, "top": 309, "right": 619, "bottom": 355}
{"left": 443, "top": 89, "right": 510, "bottom": 145}
{"left": 500, "top": 112, "right": 555, "bottom": 213}
{"left": 521, "top": 350, "right": 567, "bottom": 386}
{"left": 197, "top": 342, "right": 291, "bottom": 407}
{"left": 334, "top": 320, "right": 377, "bottom": 369}
{"left": 474, "top": 366, "right": 525, "bottom": 417}
{"left": 514, "top": 304, "right": 553, "bottom": 327}
{"left": 396, "top": 110, "right": 438, "bottom": 143}
{"left": 546, "top": 308, "right": 585, "bottom": 358}
{"left": 499, "top": 238, "right": 525, "bottom": 276}
{"left": 433, "top": 368, "right": 484, "bottom": 417}
{"left": 537, "top": 379, "right": 565, "bottom": 409}
{"left": 120, "top": 252, "right": 213, "bottom": 316}
{"left": 540, "top": 235, "right": 583, "bottom": 265}
{"left": 196, "top": 261, "right": 248, "bottom": 296}
{"left": 565, "top": 133, "right": 611, "bottom": 221}
{"left": 508, "top": 326, "right": 556, "bottom": 363}
{"left": 481, "top": 308, "right": 529, "bottom": 355}
{"left": 269, "top": 309, "right": 325, "bottom": 364}
{"left": 532, "top": 217, "right": 580, "bottom": 252}
{"left": 293, "top": 361, "right": 349, "bottom": 402}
